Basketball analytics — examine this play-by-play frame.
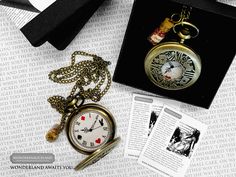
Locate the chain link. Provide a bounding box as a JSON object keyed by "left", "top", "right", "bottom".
{"left": 180, "top": 5, "right": 192, "bottom": 22}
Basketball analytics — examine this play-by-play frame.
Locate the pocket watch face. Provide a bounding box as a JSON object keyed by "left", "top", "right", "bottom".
{"left": 66, "top": 104, "right": 116, "bottom": 154}
{"left": 144, "top": 42, "right": 201, "bottom": 90}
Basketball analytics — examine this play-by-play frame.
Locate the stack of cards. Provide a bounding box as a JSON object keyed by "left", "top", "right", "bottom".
{"left": 125, "top": 93, "right": 208, "bottom": 177}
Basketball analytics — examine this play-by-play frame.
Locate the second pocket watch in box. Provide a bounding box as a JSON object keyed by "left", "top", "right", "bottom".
{"left": 113, "top": 0, "right": 236, "bottom": 109}
{"left": 144, "top": 5, "right": 202, "bottom": 91}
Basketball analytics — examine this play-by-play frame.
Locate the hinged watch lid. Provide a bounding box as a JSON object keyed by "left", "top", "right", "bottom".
{"left": 74, "top": 137, "right": 121, "bottom": 171}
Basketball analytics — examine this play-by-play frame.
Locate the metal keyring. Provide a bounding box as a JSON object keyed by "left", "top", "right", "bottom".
{"left": 173, "top": 21, "right": 199, "bottom": 39}
{"left": 170, "top": 13, "right": 182, "bottom": 24}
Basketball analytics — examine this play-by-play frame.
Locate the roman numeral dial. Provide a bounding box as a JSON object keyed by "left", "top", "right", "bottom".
{"left": 66, "top": 104, "right": 116, "bottom": 154}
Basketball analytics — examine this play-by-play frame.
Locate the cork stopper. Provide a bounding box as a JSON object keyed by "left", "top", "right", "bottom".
{"left": 159, "top": 18, "right": 175, "bottom": 33}
{"left": 45, "top": 124, "right": 60, "bottom": 142}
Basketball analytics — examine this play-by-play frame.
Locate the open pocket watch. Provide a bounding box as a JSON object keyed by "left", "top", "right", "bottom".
{"left": 66, "top": 103, "right": 120, "bottom": 170}
{"left": 45, "top": 51, "right": 120, "bottom": 170}
{"left": 145, "top": 6, "right": 201, "bottom": 90}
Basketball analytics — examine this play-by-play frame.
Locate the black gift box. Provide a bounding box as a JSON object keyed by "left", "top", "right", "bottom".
{"left": 113, "top": 0, "right": 236, "bottom": 109}
{"left": 0, "top": 0, "right": 106, "bottom": 50}
{"left": 22, "top": 0, "right": 106, "bottom": 50}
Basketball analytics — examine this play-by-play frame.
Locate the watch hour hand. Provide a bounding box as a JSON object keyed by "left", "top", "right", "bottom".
{"left": 99, "top": 119, "right": 104, "bottom": 126}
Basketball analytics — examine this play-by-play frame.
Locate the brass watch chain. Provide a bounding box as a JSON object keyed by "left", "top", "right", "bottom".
{"left": 179, "top": 5, "right": 192, "bottom": 23}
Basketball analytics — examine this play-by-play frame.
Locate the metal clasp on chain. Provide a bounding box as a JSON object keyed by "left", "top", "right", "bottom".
{"left": 65, "top": 95, "right": 85, "bottom": 113}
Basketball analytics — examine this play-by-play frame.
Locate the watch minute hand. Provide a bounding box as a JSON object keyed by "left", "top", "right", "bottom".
{"left": 89, "top": 116, "right": 98, "bottom": 131}
{"left": 91, "top": 126, "right": 102, "bottom": 131}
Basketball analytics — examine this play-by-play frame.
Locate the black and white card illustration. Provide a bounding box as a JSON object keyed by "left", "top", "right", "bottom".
{"left": 148, "top": 111, "right": 159, "bottom": 136}
{"left": 124, "top": 93, "right": 181, "bottom": 159}
{"left": 138, "top": 105, "right": 208, "bottom": 177}
{"left": 167, "top": 123, "right": 201, "bottom": 159}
